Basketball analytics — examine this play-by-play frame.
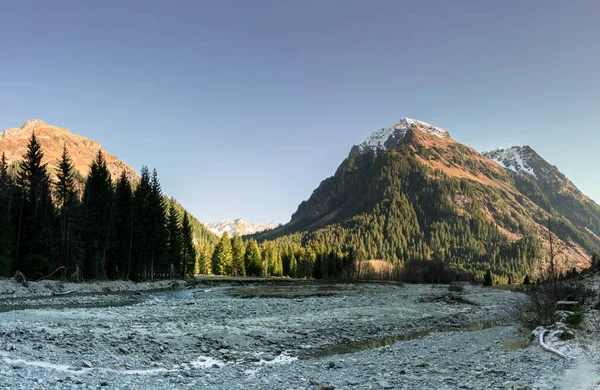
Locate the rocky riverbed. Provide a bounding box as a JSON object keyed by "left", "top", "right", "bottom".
{"left": 0, "top": 279, "right": 597, "bottom": 389}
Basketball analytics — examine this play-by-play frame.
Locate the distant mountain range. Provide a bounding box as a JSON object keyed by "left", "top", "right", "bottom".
{"left": 254, "top": 118, "right": 600, "bottom": 280}
{"left": 0, "top": 119, "right": 217, "bottom": 248}
{"left": 206, "top": 218, "right": 276, "bottom": 237}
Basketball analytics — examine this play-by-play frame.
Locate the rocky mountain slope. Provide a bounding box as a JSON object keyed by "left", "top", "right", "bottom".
{"left": 0, "top": 119, "right": 138, "bottom": 181}
{"left": 206, "top": 218, "right": 276, "bottom": 237}
{"left": 255, "top": 118, "right": 599, "bottom": 280}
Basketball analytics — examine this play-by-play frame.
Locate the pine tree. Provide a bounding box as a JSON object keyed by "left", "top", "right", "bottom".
{"left": 111, "top": 171, "right": 133, "bottom": 279}
{"left": 231, "top": 235, "right": 245, "bottom": 276}
{"left": 244, "top": 239, "right": 262, "bottom": 277}
{"left": 289, "top": 253, "right": 298, "bottom": 278}
{"left": 132, "top": 166, "right": 152, "bottom": 281}
{"left": 55, "top": 146, "right": 82, "bottom": 278}
{"left": 148, "top": 169, "right": 168, "bottom": 279}
{"left": 166, "top": 200, "right": 183, "bottom": 278}
{"left": 81, "top": 151, "right": 113, "bottom": 280}
{"left": 14, "top": 133, "right": 57, "bottom": 278}
{"left": 212, "top": 232, "right": 233, "bottom": 275}
{"left": 0, "top": 153, "right": 14, "bottom": 276}
{"left": 196, "top": 244, "right": 212, "bottom": 275}
{"left": 181, "top": 211, "right": 196, "bottom": 277}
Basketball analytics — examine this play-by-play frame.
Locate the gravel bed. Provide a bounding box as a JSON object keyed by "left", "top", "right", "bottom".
{"left": 0, "top": 281, "right": 594, "bottom": 389}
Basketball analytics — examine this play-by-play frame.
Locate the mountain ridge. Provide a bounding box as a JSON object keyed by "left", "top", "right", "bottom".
{"left": 254, "top": 117, "right": 599, "bottom": 280}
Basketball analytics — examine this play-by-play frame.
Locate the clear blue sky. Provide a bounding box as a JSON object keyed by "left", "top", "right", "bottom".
{"left": 1, "top": 1, "right": 599, "bottom": 224}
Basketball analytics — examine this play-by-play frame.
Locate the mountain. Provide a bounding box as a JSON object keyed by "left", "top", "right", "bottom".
{"left": 0, "top": 119, "right": 138, "bottom": 181}
{"left": 255, "top": 118, "right": 600, "bottom": 281}
{"left": 0, "top": 119, "right": 217, "bottom": 248}
{"left": 206, "top": 218, "right": 276, "bottom": 237}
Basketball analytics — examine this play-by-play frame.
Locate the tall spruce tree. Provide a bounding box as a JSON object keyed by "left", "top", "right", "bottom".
{"left": 166, "top": 201, "right": 183, "bottom": 277}
{"left": 14, "top": 133, "right": 57, "bottom": 279}
{"left": 148, "top": 169, "right": 167, "bottom": 279}
{"left": 110, "top": 171, "right": 133, "bottom": 279}
{"left": 0, "top": 153, "right": 14, "bottom": 276}
{"left": 244, "top": 239, "right": 262, "bottom": 277}
{"left": 181, "top": 211, "right": 196, "bottom": 277}
{"left": 55, "top": 146, "right": 82, "bottom": 278}
{"left": 288, "top": 253, "right": 298, "bottom": 278}
{"left": 212, "top": 232, "right": 233, "bottom": 275}
{"left": 132, "top": 166, "right": 152, "bottom": 280}
{"left": 81, "top": 150, "right": 113, "bottom": 280}
{"left": 231, "top": 235, "right": 245, "bottom": 276}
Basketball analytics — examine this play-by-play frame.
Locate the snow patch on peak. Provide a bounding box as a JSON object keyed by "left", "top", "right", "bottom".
{"left": 398, "top": 118, "right": 449, "bottom": 139}
{"left": 483, "top": 146, "right": 538, "bottom": 179}
{"left": 358, "top": 118, "right": 449, "bottom": 153}
{"left": 206, "top": 218, "right": 276, "bottom": 237}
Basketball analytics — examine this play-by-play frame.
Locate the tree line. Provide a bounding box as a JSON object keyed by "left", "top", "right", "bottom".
{"left": 0, "top": 133, "right": 196, "bottom": 281}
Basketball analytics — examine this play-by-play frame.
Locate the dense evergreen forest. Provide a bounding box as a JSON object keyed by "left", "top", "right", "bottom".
{"left": 0, "top": 133, "right": 198, "bottom": 281}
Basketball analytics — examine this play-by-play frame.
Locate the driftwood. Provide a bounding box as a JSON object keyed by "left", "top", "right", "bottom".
{"left": 52, "top": 290, "right": 76, "bottom": 297}
{"left": 35, "top": 266, "right": 66, "bottom": 282}
{"left": 539, "top": 329, "right": 572, "bottom": 359}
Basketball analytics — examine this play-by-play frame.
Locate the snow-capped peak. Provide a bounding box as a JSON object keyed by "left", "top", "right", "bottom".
{"left": 358, "top": 118, "right": 449, "bottom": 152}
{"left": 205, "top": 218, "right": 276, "bottom": 237}
{"left": 483, "top": 146, "right": 538, "bottom": 179}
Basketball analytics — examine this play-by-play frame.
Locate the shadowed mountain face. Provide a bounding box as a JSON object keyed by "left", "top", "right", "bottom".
{"left": 255, "top": 118, "right": 599, "bottom": 278}
{"left": 0, "top": 119, "right": 138, "bottom": 182}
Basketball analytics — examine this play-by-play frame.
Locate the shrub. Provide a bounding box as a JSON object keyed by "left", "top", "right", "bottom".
{"left": 564, "top": 311, "right": 585, "bottom": 329}
{"left": 518, "top": 283, "right": 557, "bottom": 327}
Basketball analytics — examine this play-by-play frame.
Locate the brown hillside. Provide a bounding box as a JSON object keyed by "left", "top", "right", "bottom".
{"left": 0, "top": 119, "right": 139, "bottom": 181}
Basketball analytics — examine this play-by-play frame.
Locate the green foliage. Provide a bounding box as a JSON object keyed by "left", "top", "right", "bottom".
{"left": 181, "top": 211, "right": 196, "bottom": 276}
{"left": 82, "top": 151, "right": 113, "bottom": 279}
{"left": 564, "top": 311, "right": 585, "bottom": 329}
{"left": 14, "top": 133, "right": 57, "bottom": 279}
{"left": 110, "top": 171, "right": 133, "bottom": 279}
{"left": 212, "top": 233, "right": 233, "bottom": 275}
{"left": 231, "top": 236, "right": 245, "bottom": 276}
{"left": 55, "top": 146, "right": 83, "bottom": 279}
{"left": 244, "top": 239, "right": 262, "bottom": 277}
{"left": 166, "top": 200, "right": 183, "bottom": 277}
{"left": 131, "top": 166, "right": 153, "bottom": 280}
